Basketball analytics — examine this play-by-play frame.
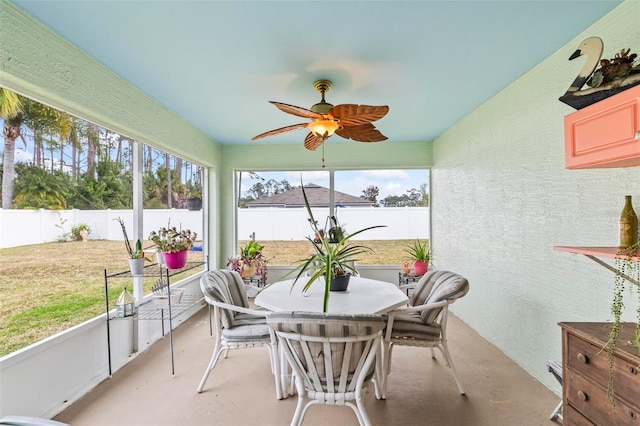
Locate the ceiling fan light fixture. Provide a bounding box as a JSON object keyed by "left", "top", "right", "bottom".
{"left": 308, "top": 119, "right": 339, "bottom": 139}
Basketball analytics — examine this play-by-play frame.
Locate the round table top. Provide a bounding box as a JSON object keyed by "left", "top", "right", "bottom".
{"left": 254, "top": 275, "right": 409, "bottom": 314}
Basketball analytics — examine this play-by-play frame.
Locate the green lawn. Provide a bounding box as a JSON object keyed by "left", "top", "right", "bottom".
{"left": 0, "top": 239, "right": 415, "bottom": 356}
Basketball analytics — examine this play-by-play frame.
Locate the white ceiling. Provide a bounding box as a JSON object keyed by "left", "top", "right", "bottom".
{"left": 11, "top": 0, "right": 621, "bottom": 146}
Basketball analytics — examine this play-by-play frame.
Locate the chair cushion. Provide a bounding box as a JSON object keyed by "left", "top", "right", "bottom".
{"left": 409, "top": 270, "right": 469, "bottom": 324}
{"left": 234, "top": 312, "right": 268, "bottom": 326}
{"left": 222, "top": 322, "right": 272, "bottom": 340}
{"left": 200, "top": 270, "right": 237, "bottom": 328}
{"left": 219, "top": 269, "right": 250, "bottom": 308}
{"left": 388, "top": 312, "right": 442, "bottom": 341}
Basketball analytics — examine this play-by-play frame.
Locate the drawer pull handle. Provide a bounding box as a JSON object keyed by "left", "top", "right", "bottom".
{"left": 577, "top": 353, "right": 589, "bottom": 364}
{"left": 577, "top": 390, "right": 588, "bottom": 401}
{"left": 630, "top": 366, "right": 638, "bottom": 375}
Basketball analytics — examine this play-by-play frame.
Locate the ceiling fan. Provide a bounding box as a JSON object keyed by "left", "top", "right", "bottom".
{"left": 251, "top": 80, "right": 389, "bottom": 151}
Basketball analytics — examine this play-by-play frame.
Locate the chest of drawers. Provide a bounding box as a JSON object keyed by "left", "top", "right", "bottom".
{"left": 560, "top": 322, "right": 640, "bottom": 425}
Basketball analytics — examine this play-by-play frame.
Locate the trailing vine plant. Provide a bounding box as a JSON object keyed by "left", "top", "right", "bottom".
{"left": 605, "top": 241, "right": 640, "bottom": 408}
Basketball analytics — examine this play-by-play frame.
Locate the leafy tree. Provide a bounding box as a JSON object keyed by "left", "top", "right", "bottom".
{"left": 361, "top": 185, "right": 380, "bottom": 206}
{"left": 381, "top": 183, "right": 429, "bottom": 207}
{"left": 246, "top": 178, "right": 292, "bottom": 200}
{"left": 13, "top": 164, "right": 72, "bottom": 209}
{"left": 381, "top": 194, "right": 409, "bottom": 207}
{"left": 70, "top": 161, "right": 131, "bottom": 209}
{"left": 143, "top": 165, "right": 186, "bottom": 209}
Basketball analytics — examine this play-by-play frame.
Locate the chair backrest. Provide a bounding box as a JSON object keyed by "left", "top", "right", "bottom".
{"left": 409, "top": 270, "right": 469, "bottom": 324}
{"left": 267, "top": 311, "right": 384, "bottom": 393}
{"left": 200, "top": 269, "right": 250, "bottom": 328}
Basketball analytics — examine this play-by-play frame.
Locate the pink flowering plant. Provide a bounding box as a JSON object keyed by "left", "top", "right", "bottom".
{"left": 227, "top": 241, "right": 269, "bottom": 279}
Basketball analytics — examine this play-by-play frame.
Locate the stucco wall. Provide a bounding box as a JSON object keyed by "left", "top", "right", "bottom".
{"left": 432, "top": 0, "right": 640, "bottom": 393}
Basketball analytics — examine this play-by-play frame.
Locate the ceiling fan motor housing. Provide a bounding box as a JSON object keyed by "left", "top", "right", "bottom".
{"left": 311, "top": 80, "right": 334, "bottom": 114}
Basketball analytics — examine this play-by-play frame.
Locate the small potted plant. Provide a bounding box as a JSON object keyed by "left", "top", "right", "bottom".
{"left": 404, "top": 239, "right": 432, "bottom": 275}
{"left": 114, "top": 217, "right": 151, "bottom": 275}
{"left": 227, "top": 240, "right": 269, "bottom": 280}
{"left": 71, "top": 223, "right": 92, "bottom": 242}
{"left": 149, "top": 225, "right": 197, "bottom": 269}
{"left": 287, "top": 181, "right": 385, "bottom": 312}
{"left": 327, "top": 216, "right": 346, "bottom": 244}
{"left": 185, "top": 183, "right": 202, "bottom": 211}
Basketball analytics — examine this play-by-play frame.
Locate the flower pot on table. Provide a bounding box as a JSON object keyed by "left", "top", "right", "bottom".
{"left": 413, "top": 260, "right": 429, "bottom": 275}
{"left": 330, "top": 274, "right": 351, "bottom": 292}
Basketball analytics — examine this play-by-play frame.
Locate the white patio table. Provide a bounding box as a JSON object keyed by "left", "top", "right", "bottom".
{"left": 255, "top": 275, "right": 408, "bottom": 397}
{"left": 255, "top": 275, "right": 408, "bottom": 314}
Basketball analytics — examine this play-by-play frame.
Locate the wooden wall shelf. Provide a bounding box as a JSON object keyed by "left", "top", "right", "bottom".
{"left": 564, "top": 85, "right": 640, "bottom": 169}
{"left": 554, "top": 246, "right": 639, "bottom": 286}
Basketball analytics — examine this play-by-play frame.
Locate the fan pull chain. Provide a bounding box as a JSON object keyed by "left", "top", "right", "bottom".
{"left": 321, "top": 143, "right": 325, "bottom": 168}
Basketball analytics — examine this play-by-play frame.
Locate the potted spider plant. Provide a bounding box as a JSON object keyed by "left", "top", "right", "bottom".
{"left": 287, "top": 180, "right": 385, "bottom": 312}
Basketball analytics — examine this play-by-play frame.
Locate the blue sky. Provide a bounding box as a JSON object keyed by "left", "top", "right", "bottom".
{"left": 239, "top": 169, "right": 429, "bottom": 201}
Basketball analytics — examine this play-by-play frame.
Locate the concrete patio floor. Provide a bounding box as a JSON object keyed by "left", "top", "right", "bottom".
{"left": 54, "top": 307, "right": 561, "bottom": 426}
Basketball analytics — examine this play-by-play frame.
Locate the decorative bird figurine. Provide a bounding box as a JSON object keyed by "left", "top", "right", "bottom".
{"left": 559, "top": 37, "right": 640, "bottom": 110}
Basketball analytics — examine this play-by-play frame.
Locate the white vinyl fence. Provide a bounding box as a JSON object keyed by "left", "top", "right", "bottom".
{"left": 0, "top": 209, "right": 204, "bottom": 249}
{"left": 0, "top": 207, "right": 429, "bottom": 249}
{"left": 237, "top": 207, "right": 430, "bottom": 241}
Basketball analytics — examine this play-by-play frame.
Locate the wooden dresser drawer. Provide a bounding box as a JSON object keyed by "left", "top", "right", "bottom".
{"left": 564, "top": 403, "right": 596, "bottom": 426}
{"left": 567, "top": 333, "right": 640, "bottom": 406}
{"left": 566, "top": 370, "right": 640, "bottom": 425}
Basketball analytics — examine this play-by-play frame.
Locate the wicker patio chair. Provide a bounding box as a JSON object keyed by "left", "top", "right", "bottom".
{"left": 267, "top": 311, "right": 385, "bottom": 426}
{"left": 381, "top": 270, "right": 470, "bottom": 399}
{"left": 197, "top": 269, "right": 282, "bottom": 399}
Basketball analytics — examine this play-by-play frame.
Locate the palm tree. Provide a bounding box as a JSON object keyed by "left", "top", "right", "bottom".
{"left": 1, "top": 89, "right": 24, "bottom": 209}
{"left": 1, "top": 89, "right": 71, "bottom": 208}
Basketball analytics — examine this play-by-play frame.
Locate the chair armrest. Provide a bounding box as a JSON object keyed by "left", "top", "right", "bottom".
{"left": 207, "top": 298, "right": 270, "bottom": 317}
{"left": 384, "top": 299, "right": 450, "bottom": 341}
{"left": 390, "top": 299, "right": 449, "bottom": 315}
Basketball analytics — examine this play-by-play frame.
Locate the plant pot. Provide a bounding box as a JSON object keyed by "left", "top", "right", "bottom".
{"left": 413, "top": 260, "right": 429, "bottom": 275}
{"left": 242, "top": 261, "right": 256, "bottom": 278}
{"left": 330, "top": 273, "right": 351, "bottom": 292}
{"left": 155, "top": 250, "right": 164, "bottom": 266}
{"left": 163, "top": 250, "right": 188, "bottom": 269}
{"left": 129, "top": 258, "right": 145, "bottom": 276}
{"left": 186, "top": 197, "right": 202, "bottom": 211}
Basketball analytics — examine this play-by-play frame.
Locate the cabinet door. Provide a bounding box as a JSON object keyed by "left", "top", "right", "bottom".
{"left": 564, "top": 85, "right": 640, "bottom": 169}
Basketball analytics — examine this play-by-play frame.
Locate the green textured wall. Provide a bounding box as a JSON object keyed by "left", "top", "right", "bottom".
{"left": 432, "top": 0, "right": 639, "bottom": 393}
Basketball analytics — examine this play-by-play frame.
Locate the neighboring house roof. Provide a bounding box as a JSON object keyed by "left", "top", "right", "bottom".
{"left": 246, "top": 183, "right": 373, "bottom": 208}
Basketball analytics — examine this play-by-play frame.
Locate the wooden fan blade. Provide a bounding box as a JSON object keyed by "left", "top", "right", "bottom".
{"left": 252, "top": 122, "right": 309, "bottom": 140}
{"left": 270, "top": 101, "right": 324, "bottom": 120}
{"left": 335, "top": 123, "right": 388, "bottom": 142}
{"left": 329, "top": 104, "right": 389, "bottom": 126}
{"left": 303, "top": 132, "right": 326, "bottom": 151}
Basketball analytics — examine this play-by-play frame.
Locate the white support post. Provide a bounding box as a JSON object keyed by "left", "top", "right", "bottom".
{"left": 132, "top": 141, "right": 144, "bottom": 352}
